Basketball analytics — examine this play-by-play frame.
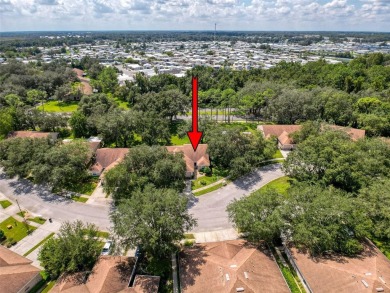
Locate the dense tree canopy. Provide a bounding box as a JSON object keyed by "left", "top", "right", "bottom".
{"left": 283, "top": 130, "right": 390, "bottom": 192}
{"left": 111, "top": 185, "right": 196, "bottom": 258}
{"left": 38, "top": 221, "right": 101, "bottom": 278}
{"left": 228, "top": 183, "right": 373, "bottom": 256}
{"left": 205, "top": 124, "right": 276, "bottom": 177}
{"left": 0, "top": 138, "right": 91, "bottom": 190}
{"left": 103, "top": 145, "right": 186, "bottom": 201}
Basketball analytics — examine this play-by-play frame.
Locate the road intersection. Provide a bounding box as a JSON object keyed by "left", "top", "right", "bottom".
{"left": 0, "top": 164, "right": 284, "bottom": 242}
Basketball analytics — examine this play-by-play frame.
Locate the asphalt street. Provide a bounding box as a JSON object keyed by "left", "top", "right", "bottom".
{"left": 0, "top": 171, "right": 112, "bottom": 231}
{"left": 0, "top": 164, "right": 284, "bottom": 233}
{"left": 188, "top": 163, "right": 284, "bottom": 232}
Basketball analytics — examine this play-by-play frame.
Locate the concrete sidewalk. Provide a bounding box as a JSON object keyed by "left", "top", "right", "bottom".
{"left": 10, "top": 220, "right": 61, "bottom": 268}
{"left": 86, "top": 183, "right": 113, "bottom": 206}
{"left": 192, "top": 228, "right": 239, "bottom": 243}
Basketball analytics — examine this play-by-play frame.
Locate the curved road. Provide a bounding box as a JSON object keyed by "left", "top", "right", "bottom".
{"left": 188, "top": 163, "right": 284, "bottom": 232}
{"left": 0, "top": 172, "right": 112, "bottom": 231}
{"left": 0, "top": 164, "right": 284, "bottom": 233}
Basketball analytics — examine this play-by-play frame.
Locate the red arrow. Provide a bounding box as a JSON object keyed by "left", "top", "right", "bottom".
{"left": 187, "top": 76, "right": 203, "bottom": 151}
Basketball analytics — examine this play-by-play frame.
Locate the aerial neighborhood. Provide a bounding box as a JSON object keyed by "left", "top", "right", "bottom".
{"left": 0, "top": 30, "right": 390, "bottom": 293}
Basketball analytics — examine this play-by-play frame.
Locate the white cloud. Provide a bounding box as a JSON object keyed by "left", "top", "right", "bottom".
{"left": 0, "top": 0, "right": 389, "bottom": 31}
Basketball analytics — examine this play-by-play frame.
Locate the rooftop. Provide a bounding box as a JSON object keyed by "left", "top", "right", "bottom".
{"left": 289, "top": 241, "right": 390, "bottom": 293}
{"left": 166, "top": 144, "right": 210, "bottom": 173}
{"left": 179, "top": 240, "right": 290, "bottom": 293}
{"left": 0, "top": 245, "right": 41, "bottom": 293}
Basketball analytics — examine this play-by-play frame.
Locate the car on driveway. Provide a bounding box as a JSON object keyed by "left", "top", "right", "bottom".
{"left": 101, "top": 240, "right": 112, "bottom": 255}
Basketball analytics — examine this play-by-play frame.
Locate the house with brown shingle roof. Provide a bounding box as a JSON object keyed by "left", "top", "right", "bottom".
{"left": 89, "top": 148, "right": 129, "bottom": 177}
{"left": 8, "top": 131, "right": 58, "bottom": 141}
{"left": 258, "top": 124, "right": 366, "bottom": 150}
{"left": 284, "top": 241, "right": 390, "bottom": 293}
{"left": 0, "top": 245, "right": 42, "bottom": 293}
{"left": 179, "top": 240, "right": 290, "bottom": 293}
{"left": 72, "top": 68, "right": 93, "bottom": 96}
{"left": 258, "top": 125, "right": 301, "bottom": 150}
{"left": 51, "top": 256, "right": 160, "bottom": 293}
{"left": 166, "top": 144, "right": 210, "bottom": 178}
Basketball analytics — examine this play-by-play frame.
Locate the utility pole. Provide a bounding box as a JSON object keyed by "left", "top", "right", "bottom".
{"left": 214, "top": 23, "right": 217, "bottom": 42}
{"left": 15, "top": 199, "right": 29, "bottom": 233}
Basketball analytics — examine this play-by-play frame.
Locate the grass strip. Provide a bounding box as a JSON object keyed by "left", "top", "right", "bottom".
{"left": 0, "top": 200, "right": 12, "bottom": 209}
{"left": 270, "top": 245, "right": 304, "bottom": 293}
{"left": 193, "top": 183, "right": 224, "bottom": 196}
{"left": 71, "top": 196, "right": 88, "bottom": 203}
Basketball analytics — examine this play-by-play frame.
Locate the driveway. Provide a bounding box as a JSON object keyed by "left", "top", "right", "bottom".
{"left": 188, "top": 164, "right": 284, "bottom": 233}
{"left": 0, "top": 172, "right": 112, "bottom": 231}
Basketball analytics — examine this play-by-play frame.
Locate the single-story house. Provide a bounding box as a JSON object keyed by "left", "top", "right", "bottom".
{"left": 0, "top": 246, "right": 42, "bottom": 293}
{"left": 72, "top": 68, "right": 93, "bottom": 96}
{"left": 257, "top": 125, "right": 301, "bottom": 150}
{"left": 179, "top": 240, "right": 290, "bottom": 293}
{"left": 89, "top": 148, "right": 129, "bottom": 177}
{"left": 258, "top": 124, "right": 366, "bottom": 150}
{"left": 7, "top": 131, "right": 58, "bottom": 141}
{"left": 51, "top": 256, "right": 160, "bottom": 293}
{"left": 166, "top": 144, "right": 210, "bottom": 178}
{"left": 284, "top": 241, "right": 390, "bottom": 293}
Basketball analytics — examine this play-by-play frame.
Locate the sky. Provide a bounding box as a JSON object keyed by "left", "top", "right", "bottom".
{"left": 0, "top": 0, "right": 389, "bottom": 32}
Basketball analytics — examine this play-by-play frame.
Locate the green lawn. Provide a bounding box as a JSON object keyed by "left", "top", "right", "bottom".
{"left": 372, "top": 238, "right": 390, "bottom": 260}
{"left": 17, "top": 212, "right": 46, "bottom": 225}
{"left": 114, "top": 97, "right": 130, "bottom": 110}
{"left": 169, "top": 121, "right": 191, "bottom": 146}
{"left": 23, "top": 233, "right": 55, "bottom": 257}
{"left": 272, "top": 149, "right": 284, "bottom": 159}
{"left": 71, "top": 196, "right": 89, "bottom": 203}
{"left": 97, "top": 231, "right": 110, "bottom": 239}
{"left": 67, "top": 177, "right": 99, "bottom": 196}
{"left": 184, "top": 233, "right": 195, "bottom": 239}
{"left": 0, "top": 200, "right": 12, "bottom": 209}
{"left": 0, "top": 217, "right": 36, "bottom": 243}
{"left": 192, "top": 174, "right": 221, "bottom": 190}
{"left": 260, "top": 176, "right": 292, "bottom": 196}
{"left": 37, "top": 101, "right": 79, "bottom": 112}
{"left": 171, "top": 135, "right": 190, "bottom": 145}
{"left": 193, "top": 182, "right": 224, "bottom": 196}
{"left": 29, "top": 271, "right": 56, "bottom": 293}
{"left": 271, "top": 246, "right": 305, "bottom": 293}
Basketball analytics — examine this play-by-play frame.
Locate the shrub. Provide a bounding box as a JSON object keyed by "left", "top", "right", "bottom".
{"left": 200, "top": 180, "right": 207, "bottom": 186}
{"left": 0, "top": 230, "right": 5, "bottom": 241}
{"left": 184, "top": 240, "right": 194, "bottom": 247}
{"left": 200, "top": 167, "right": 212, "bottom": 176}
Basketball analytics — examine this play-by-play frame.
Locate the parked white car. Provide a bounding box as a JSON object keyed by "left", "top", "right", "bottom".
{"left": 101, "top": 240, "right": 112, "bottom": 255}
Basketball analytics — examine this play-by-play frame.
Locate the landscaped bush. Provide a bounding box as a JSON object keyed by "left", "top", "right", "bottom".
{"left": 200, "top": 180, "right": 207, "bottom": 186}
{"left": 184, "top": 240, "right": 194, "bottom": 247}
{"left": 0, "top": 229, "right": 5, "bottom": 241}
{"left": 200, "top": 166, "right": 212, "bottom": 176}
{"left": 6, "top": 237, "right": 16, "bottom": 248}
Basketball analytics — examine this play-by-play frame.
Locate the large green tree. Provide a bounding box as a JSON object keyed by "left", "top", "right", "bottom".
{"left": 358, "top": 179, "right": 390, "bottom": 240}
{"left": 38, "top": 221, "right": 101, "bottom": 278}
{"left": 111, "top": 185, "right": 196, "bottom": 258}
{"left": 205, "top": 125, "right": 276, "bottom": 177}
{"left": 104, "top": 145, "right": 186, "bottom": 201}
{"left": 283, "top": 130, "right": 390, "bottom": 192}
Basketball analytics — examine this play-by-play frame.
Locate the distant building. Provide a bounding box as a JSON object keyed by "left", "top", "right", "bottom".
{"left": 89, "top": 148, "right": 129, "bottom": 177}
{"left": 8, "top": 131, "right": 58, "bottom": 141}
{"left": 166, "top": 144, "right": 210, "bottom": 178}
{"left": 179, "top": 240, "right": 290, "bottom": 293}
{"left": 0, "top": 246, "right": 42, "bottom": 293}
{"left": 257, "top": 125, "right": 301, "bottom": 150}
{"left": 284, "top": 241, "right": 390, "bottom": 293}
{"left": 258, "top": 124, "right": 366, "bottom": 150}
